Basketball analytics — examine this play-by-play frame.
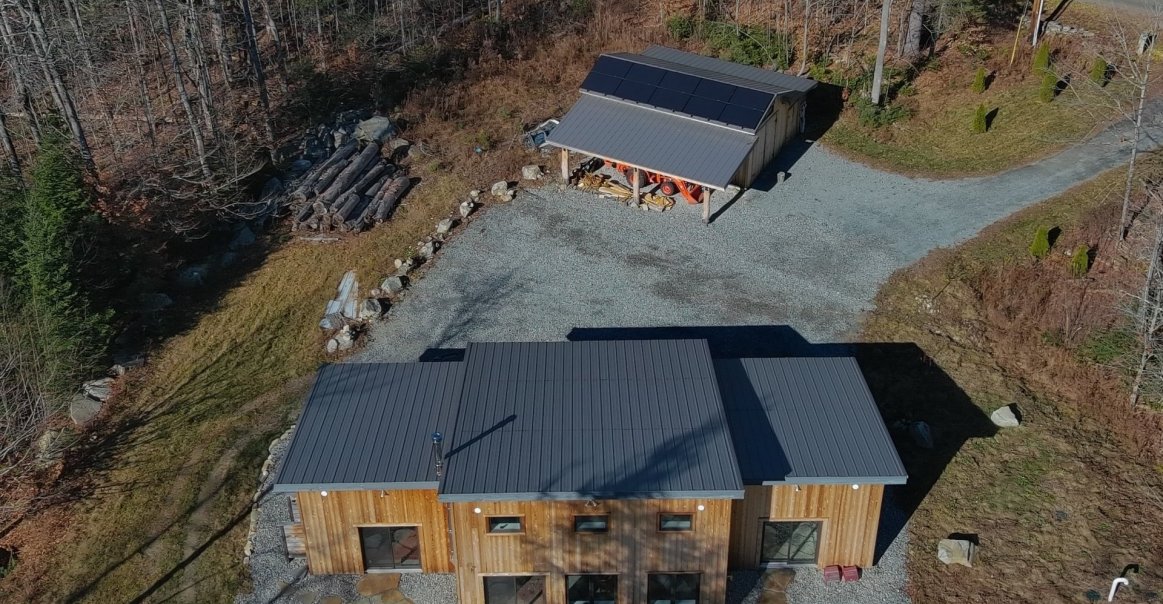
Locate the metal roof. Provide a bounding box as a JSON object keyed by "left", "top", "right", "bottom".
{"left": 545, "top": 93, "right": 754, "bottom": 190}
{"left": 273, "top": 362, "right": 464, "bottom": 492}
{"left": 438, "top": 340, "right": 745, "bottom": 501}
{"left": 715, "top": 357, "right": 907, "bottom": 485}
{"left": 641, "top": 45, "right": 817, "bottom": 94}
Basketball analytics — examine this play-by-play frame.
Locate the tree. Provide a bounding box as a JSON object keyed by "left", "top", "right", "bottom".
{"left": 971, "top": 66, "right": 987, "bottom": 93}
{"left": 871, "top": 0, "right": 893, "bottom": 104}
{"left": 972, "top": 103, "right": 987, "bottom": 133}
{"left": 903, "top": 0, "right": 927, "bottom": 60}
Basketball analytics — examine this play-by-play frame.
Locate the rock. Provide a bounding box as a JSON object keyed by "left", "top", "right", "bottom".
{"left": 436, "top": 218, "right": 456, "bottom": 235}
{"left": 388, "top": 138, "right": 410, "bottom": 152}
{"left": 909, "top": 420, "right": 934, "bottom": 449}
{"left": 357, "top": 573, "right": 401, "bottom": 596}
{"left": 289, "top": 159, "right": 313, "bottom": 176}
{"left": 991, "top": 404, "right": 1021, "bottom": 428}
{"left": 394, "top": 259, "right": 416, "bottom": 276}
{"left": 260, "top": 176, "right": 284, "bottom": 202}
{"left": 35, "top": 429, "right": 72, "bottom": 463}
{"left": 139, "top": 292, "right": 173, "bottom": 313}
{"left": 758, "top": 592, "right": 788, "bottom": 604}
{"left": 358, "top": 298, "right": 384, "bottom": 320}
{"left": 69, "top": 393, "right": 102, "bottom": 426}
{"left": 175, "top": 264, "right": 210, "bottom": 289}
{"left": 469, "top": 189, "right": 481, "bottom": 199}
{"left": 459, "top": 199, "right": 476, "bottom": 218}
{"left": 333, "top": 129, "right": 350, "bottom": 148}
{"left": 761, "top": 568, "right": 796, "bottom": 591}
{"left": 521, "top": 165, "right": 543, "bottom": 180}
{"left": 290, "top": 590, "right": 320, "bottom": 604}
{"left": 111, "top": 353, "right": 145, "bottom": 375}
{"left": 83, "top": 377, "right": 115, "bottom": 402}
{"left": 320, "top": 597, "right": 344, "bottom": 604}
{"left": 491, "top": 180, "right": 511, "bottom": 197}
{"left": 937, "top": 538, "right": 976, "bottom": 567}
{"left": 336, "top": 325, "right": 356, "bottom": 350}
{"left": 229, "top": 224, "right": 257, "bottom": 250}
{"left": 380, "top": 276, "right": 407, "bottom": 296}
{"left": 355, "top": 116, "right": 397, "bottom": 144}
{"left": 418, "top": 240, "right": 439, "bottom": 260}
{"left": 325, "top": 338, "right": 340, "bottom": 355}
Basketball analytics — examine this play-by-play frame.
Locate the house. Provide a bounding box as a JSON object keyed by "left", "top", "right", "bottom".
{"left": 544, "top": 46, "right": 817, "bottom": 220}
{"left": 274, "top": 339, "right": 906, "bottom": 603}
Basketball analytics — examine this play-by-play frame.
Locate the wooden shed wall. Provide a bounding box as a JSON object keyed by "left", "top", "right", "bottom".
{"left": 732, "top": 97, "right": 803, "bottom": 189}
{"left": 449, "top": 498, "right": 732, "bottom": 604}
{"left": 728, "top": 484, "right": 884, "bottom": 569}
{"left": 297, "top": 489, "right": 453, "bottom": 574}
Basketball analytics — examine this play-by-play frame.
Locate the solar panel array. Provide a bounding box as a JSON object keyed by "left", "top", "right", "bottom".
{"left": 580, "top": 55, "right": 774, "bottom": 132}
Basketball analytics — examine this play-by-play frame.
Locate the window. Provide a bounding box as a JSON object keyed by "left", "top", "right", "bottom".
{"left": 760, "top": 521, "right": 821, "bottom": 565}
{"left": 484, "top": 575, "right": 546, "bottom": 604}
{"left": 565, "top": 574, "right": 617, "bottom": 604}
{"left": 658, "top": 513, "right": 693, "bottom": 532}
{"left": 573, "top": 515, "right": 609, "bottom": 533}
{"left": 647, "top": 573, "right": 700, "bottom": 604}
{"left": 359, "top": 526, "right": 421, "bottom": 570}
{"left": 487, "top": 516, "right": 524, "bottom": 534}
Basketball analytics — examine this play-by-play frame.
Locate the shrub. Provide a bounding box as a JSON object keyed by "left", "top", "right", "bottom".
{"left": 666, "top": 14, "right": 695, "bottom": 40}
{"left": 854, "top": 95, "right": 910, "bottom": 128}
{"left": 1079, "top": 328, "right": 1134, "bottom": 364}
{"left": 1039, "top": 71, "right": 1058, "bottom": 103}
{"left": 703, "top": 22, "right": 791, "bottom": 69}
{"left": 973, "top": 103, "right": 988, "bottom": 133}
{"left": 1033, "top": 44, "right": 1051, "bottom": 75}
{"left": 1029, "top": 226, "right": 1051, "bottom": 259}
{"left": 972, "top": 66, "right": 987, "bottom": 93}
{"left": 1090, "top": 57, "right": 1109, "bottom": 85}
{"left": 1070, "top": 244, "right": 1091, "bottom": 278}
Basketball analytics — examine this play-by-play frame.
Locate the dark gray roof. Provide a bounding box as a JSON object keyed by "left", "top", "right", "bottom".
{"left": 641, "top": 45, "right": 817, "bottom": 94}
{"left": 715, "top": 357, "right": 907, "bottom": 485}
{"left": 273, "top": 362, "right": 464, "bottom": 492}
{"left": 546, "top": 93, "right": 754, "bottom": 189}
{"left": 438, "top": 340, "right": 745, "bottom": 501}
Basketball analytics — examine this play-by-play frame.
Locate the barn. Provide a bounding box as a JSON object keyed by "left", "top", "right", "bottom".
{"left": 545, "top": 45, "right": 817, "bottom": 221}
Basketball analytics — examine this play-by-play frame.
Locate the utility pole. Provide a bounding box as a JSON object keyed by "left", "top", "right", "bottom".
{"left": 871, "top": 0, "right": 892, "bottom": 105}
{"left": 1031, "top": 0, "right": 1045, "bottom": 46}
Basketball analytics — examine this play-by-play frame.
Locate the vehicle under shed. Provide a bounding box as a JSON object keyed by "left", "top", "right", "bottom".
{"left": 546, "top": 45, "right": 817, "bottom": 221}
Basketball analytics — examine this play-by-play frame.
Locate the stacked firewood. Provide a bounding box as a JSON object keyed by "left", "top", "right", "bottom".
{"left": 289, "top": 141, "right": 412, "bottom": 232}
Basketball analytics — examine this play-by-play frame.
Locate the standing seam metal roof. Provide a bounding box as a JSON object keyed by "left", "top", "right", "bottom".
{"left": 641, "top": 45, "right": 817, "bottom": 94}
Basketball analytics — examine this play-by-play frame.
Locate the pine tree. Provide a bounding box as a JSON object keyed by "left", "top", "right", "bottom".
{"left": 973, "top": 103, "right": 988, "bottom": 133}
{"left": 1090, "top": 57, "right": 1109, "bottom": 85}
{"left": 1033, "top": 44, "right": 1051, "bottom": 75}
{"left": 1030, "top": 227, "right": 1051, "bottom": 259}
{"left": 972, "top": 66, "right": 987, "bottom": 93}
{"left": 0, "top": 169, "right": 24, "bottom": 283}
{"left": 1039, "top": 72, "right": 1058, "bottom": 103}
{"left": 1070, "top": 245, "right": 1091, "bottom": 278}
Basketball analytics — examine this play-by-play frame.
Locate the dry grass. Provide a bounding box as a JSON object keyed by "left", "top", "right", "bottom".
{"left": 863, "top": 155, "right": 1163, "bottom": 603}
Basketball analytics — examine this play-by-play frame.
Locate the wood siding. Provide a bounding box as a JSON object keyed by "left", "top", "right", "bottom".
{"left": 732, "top": 97, "right": 803, "bottom": 189}
{"left": 728, "top": 484, "right": 884, "bottom": 569}
{"left": 297, "top": 489, "right": 453, "bottom": 574}
{"left": 450, "top": 499, "right": 732, "bottom": 604}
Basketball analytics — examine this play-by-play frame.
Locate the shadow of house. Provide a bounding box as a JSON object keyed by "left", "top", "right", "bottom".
{"left": 566, "top": 325, "right": 998, "bottom": 562}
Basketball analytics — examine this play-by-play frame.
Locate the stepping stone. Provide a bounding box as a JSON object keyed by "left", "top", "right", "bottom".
{"left": 357, "top": 573, "right": 401, "bottom": 596}
{"left": 320, "top": 597, "right": 343, "bottom": 604}
{"left": 759, "top": 591, "right": 788, "bottom": 604}
{"left": 290, "top": 590, "right": 318, "bottom": 604}
{"left": 379, "top": 590, "right": 412, "bottom": 603}
{"left": 761, "top": 568, "right": 796, "bottom": 591}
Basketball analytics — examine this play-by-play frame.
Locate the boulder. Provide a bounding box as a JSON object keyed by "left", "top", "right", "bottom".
{"left": 83, "top": 377, "right": 115, "bottom": 402}
{"left": 175, "top": 264, "right": 210, "bottom": 289}
{"left": 459, "top": 199, "right": 476, "bottom": 218}
{"left": 436, "top": 218, "right": 456, "bottom": 235}
{"left": 336, "top": 326, "right": 356, "bottom": 350}
{"left": 139, "top": 292, "right": 173, "bottom": 313}
{"left": 229, "top": 224, "right": 257, "bottom": 250}
{"left": 380, "top": 276, "right": 407, "bottom": 296}
{"left": 354, "top": 116, "right": 396, "bottom": 144}
{"left": 289, "top": 159, "right": 313, "bottom": 176}
{"left": 394, "top": 258, "right": 416, "bottom": 276}
{"left": 418, "top": 240, "right": 439, "bottom": 260}
{"left": 332, "top": 129, "right": 350, "bottom": 149}
{"left": 388, "top": 138, "right": 410, "bottom": 152}
{"left": 521, "top": 165, "right": 543, "bottom": 180}
{"left": 909, "top": 420, "right": 934, "bottom": 449}
{"left": 469, "top": 189, "right": 481, "bottom": 200}
{"left": 35, "top": 429, "right": 72, "bottom": 463}
{"left": 69, "top": 393, "right": 102, "bottom": 426}
{"left": 937, "top": 539, "right": 976, "bottom": 567}
{"left": 358, "top": 298, "right": 384, "bottom": 320}
{"left": 490, "top": 180, "right": 511, "bottom": 197}
{"left": 991, "top": 405, "right": 1021, "bottom": 428}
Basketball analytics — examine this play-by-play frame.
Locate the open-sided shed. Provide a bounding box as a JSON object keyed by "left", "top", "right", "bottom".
{"left": 546, "top": 45, "right": 817, "bottom": 220}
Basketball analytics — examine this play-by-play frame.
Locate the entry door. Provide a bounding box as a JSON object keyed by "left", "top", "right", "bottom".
{"left": 759, "top": 520, "right": 821, "bottom": 565}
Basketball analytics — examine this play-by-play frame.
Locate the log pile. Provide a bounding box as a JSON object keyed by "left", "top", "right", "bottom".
{"left": 289, "top": 141, "right": 412, "bottom": 233}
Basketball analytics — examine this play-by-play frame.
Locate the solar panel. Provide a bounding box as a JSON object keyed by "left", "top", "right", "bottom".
{"left": 580, "top": 54, "right": 776, "bottom": 131}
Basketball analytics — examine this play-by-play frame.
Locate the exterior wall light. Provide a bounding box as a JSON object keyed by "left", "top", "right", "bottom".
{"left": 473, "top": 507, "right": 482, "bottom": 514}
{"left": 852, "top": 484, "right": 860, "bottom": 490}
{"left": 696, "top": 504, "right": 705, "bottom": 511}
{"left": 321, "top": 490, "right": 328, "bottom": 497}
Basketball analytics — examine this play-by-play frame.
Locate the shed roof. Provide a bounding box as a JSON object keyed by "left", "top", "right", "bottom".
{"left": 641, "top": 45, "right": 817, "bottom": 94}
{"left": 273, "top": 362, "right": 464, "bottom": 492}
{"left": 439, "top": 340, "right": 745, "bottom": 501}
{"left": 546, "top": 93, "right": 755, "bottom": 190}
{"left": 715, "top": 357, "right": 907, "bottom": 485}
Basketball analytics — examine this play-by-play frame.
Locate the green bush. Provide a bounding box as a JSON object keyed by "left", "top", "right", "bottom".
{"left": 854, "top": 95, "right": 910, "bottom": 128}
{"left": 1070, "top": 244, "right": 1091, "bottom": 278}
{"left": 0, "top": 169, "right": 24, "bottom": 282}
{"left": 1033, "top": 44, "right": 1051, "bottom": 74}
{"left": 1029, "top": 226, "right": 1051, "bottom": 259}
{"left": 972, "top": 66, "right": 987, "bottom": 93}
{"left": 1039, "top": 71, "right": 1058, "bottom": 103}
{"left": 1079, "top": 328, "right": 1135, "bottom": 364}
{"left": 666, "top": 14, "right": 695, "bottom": 40}
{"left": 1090, "top": 57, "right": 1109, "bottom": 85}
{"left": 703, "top": 22, "right": 791, "bottom": 69}
{"left": 973, "top": 103, "right": 988, "bottom": 133}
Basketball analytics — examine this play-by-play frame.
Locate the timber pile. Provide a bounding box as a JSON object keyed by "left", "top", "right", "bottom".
{"left": 289, "top": 141, "right": 412, "bottom": 233}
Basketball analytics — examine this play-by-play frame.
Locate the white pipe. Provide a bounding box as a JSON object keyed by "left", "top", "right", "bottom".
{"left": 1031, "top": 0, "right": 1045, "bottom": 47}
{"left": 1109, "top": 577, "right": 1129, "bottom": 601}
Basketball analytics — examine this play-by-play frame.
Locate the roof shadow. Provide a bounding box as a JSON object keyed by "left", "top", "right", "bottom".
{"left": 568, "top": 324, "right": 996, "bottom": 564}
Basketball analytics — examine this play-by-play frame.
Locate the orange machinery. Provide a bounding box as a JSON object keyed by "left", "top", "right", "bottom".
{"left": 604, "top": 161, "right": 703, "bottom": 205}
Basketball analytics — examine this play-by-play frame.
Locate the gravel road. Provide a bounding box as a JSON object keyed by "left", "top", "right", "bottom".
{"left": 360, "top": 102, "right": 1163, "bottom": 361}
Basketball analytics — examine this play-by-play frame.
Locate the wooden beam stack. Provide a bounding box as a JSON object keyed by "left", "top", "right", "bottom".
{"left": 289, "top": 142, "right": 412, "bottom": 233}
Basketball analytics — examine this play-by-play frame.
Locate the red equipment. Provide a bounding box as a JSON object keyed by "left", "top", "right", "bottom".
{"left": 605, "top": 161, "right": 703, "bottom": 205}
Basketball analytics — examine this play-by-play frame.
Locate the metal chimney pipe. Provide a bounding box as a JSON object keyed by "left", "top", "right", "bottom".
{"left": 432, "top": 432, "right": 445, "bottom": 479}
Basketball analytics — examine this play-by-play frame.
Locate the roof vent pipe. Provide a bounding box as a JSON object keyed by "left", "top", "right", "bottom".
{"left": 432, "top": 432, "right": 445, "bottom": 479}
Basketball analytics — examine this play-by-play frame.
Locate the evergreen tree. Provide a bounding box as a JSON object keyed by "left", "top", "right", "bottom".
{"left": 973, "top": 103, "right": 988, "bottom": 133}
{"left": 0, "top": 169, "right": 24, "bottom": 284}
{"left": 1033, "top": 44, "right": 1051, "bottom": 75}
{"left": 1039, "top": 72, "right": 1058, "bottom": 103}
{"left": 1070, "top": 245, "right": 1091, "bottom": 278}
{"left": 972, "top": 66, "right": 987, "bottom": 93}
{"left": 1030, "top": 227, "right": 1051, "bottom": 259}
{"left": 1090, "top": 57, "right": 1109, "bottom": 85}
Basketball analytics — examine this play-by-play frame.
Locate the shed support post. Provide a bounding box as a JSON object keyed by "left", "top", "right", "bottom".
{"left": 631, "top": 168, "right": 641, "bottom": 206}
{"left": 560, "top": 148, "right": 569, "bottom": 182}
{"left": 701, "top": 189, "right": 710, "bottom": 223}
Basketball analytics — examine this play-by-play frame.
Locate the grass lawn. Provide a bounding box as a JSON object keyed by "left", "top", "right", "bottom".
{"left": 862, "top": 155, "right": 1163, "bottom": 602}
{"left": 821, "top": 62, "right": 1133, "bottom": 177}
{"left": 0, "top": 172, "right": 468, "bottom": 603}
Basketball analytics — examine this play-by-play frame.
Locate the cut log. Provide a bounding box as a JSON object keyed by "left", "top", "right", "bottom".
{"left": 374, "top": 177, "right": 412, "bottom": 223}
{"left": 310, "top": 162, "right": 346, "bottom": 197}
{"left": 291, "top": 141, "right": 357, "bottom": 201}
{"left": 356, "top": 191, "right": 385, "bottom": 226}
{"left": 316, "top": 143, "right": 381, "bottom": 206}
{"left": 294, "top": 202, "right": 315, "bottom": 223}
{"left": 350, "top": 163, "right": 389, "bottom": 198}
{"left": 332, "top": 193, "right": 367, "bottom": 229}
